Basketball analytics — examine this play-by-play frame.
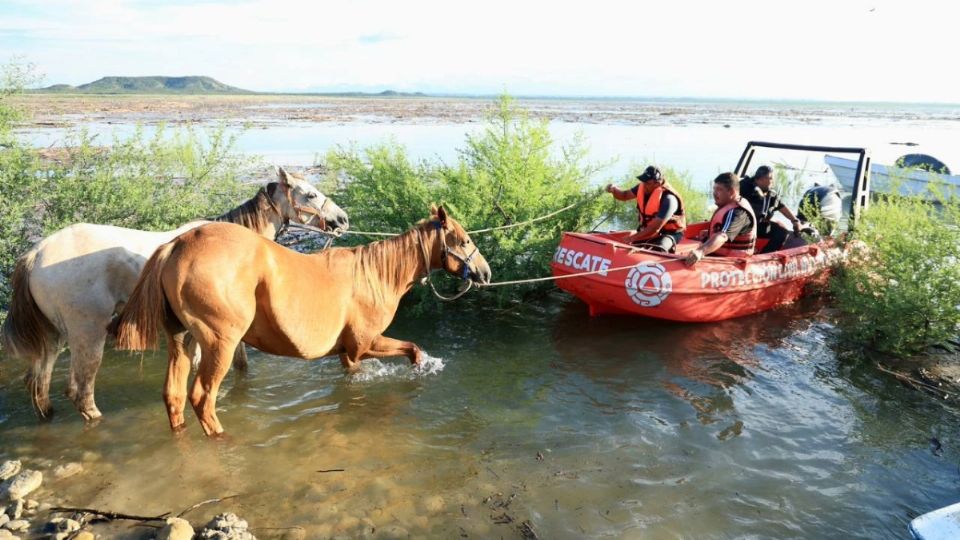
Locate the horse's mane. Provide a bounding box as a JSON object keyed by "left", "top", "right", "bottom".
{"left": 210, "top": 184, "right": 279, "bottom": 233}
{"left": 351, "top": 223, "right": 427, "bottom": 306}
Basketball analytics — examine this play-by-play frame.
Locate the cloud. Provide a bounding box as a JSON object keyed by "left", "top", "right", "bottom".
{"left": 1, "top": 0, "right": 959, "bottom": 101}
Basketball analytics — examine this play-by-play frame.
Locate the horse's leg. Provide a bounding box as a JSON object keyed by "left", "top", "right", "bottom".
{"left": 25, "top": 343, "right": 61, "bottom": 420}
{"left": 185, "top": 335, "right": 246, "bottom": 376}
{"left": 338, "top": 327, "right": 369, "bottom": 373}
{"left": 361, "top": 335, "right": 423, "bottom": 366}
{"left": 190, "top": 338, "right": 237, "bottom": 437}
{"left": 232, "top": 345, "right": 249, "bottom": 375}
{"left": 65, "top": 329, "right": 107, "bottom": 422}
{"left": 339, "top": 352, "right": 361, "bottom": 373}
{"left": 163, "top": 329, "right": 192, "bottom": 431}
{"left": 184, "top": 333, "right": 201, "bottom": 372}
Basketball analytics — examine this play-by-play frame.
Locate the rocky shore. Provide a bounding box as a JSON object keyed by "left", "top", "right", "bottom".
{"left": 0, "top": 459, "right": 258, "bottom": 540}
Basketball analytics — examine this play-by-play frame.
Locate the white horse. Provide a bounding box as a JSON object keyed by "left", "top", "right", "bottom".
{"left": 1, "top": 167, "right": 349, "bottom": 421}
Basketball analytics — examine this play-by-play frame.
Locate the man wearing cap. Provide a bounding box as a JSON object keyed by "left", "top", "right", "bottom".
{"left": 606, "top": 165, "right": 686, "bottom": 252}
{"left": 741, "top": 165, "right": 801, "bottom": 253}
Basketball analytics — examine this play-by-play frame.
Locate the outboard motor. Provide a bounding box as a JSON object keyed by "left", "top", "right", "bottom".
{"left": 798, "top": 184, "right": 843, "bottom": 237}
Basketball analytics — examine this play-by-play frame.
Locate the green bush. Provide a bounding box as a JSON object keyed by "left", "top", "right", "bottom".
{"left": 0, "top": 59, "right": 259, "bottom": 321}
{"left": 831, "top": 191, "right": 960, "bottom": 355}
{"left": 40, "top": 125, "right": 254, "bottom": 232}
{"left": 325, "top": 95, "right": 618, "bottom": 305}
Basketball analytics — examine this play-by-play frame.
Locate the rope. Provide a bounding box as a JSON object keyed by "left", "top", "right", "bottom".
{"left": 286, "top": 189, "right": 606, "bottom": 240}
{"left": 465, "top": 189, "right": 606, "bottom": 234}
{"left": 424, "top": 276, "right": 475, "bottom": 301}
{"left": 475, "top": 261, "right": 652, "bottom": 288}
{"left": 286, "top": 223, "right": 397, "bottom": 238}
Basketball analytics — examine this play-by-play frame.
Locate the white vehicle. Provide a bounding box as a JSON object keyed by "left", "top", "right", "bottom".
{"left": 826, "top": 154, "right": 959, "bottom": 201}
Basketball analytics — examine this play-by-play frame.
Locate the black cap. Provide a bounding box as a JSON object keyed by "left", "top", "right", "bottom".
{"left": 636, "top": 166, "right": 662, "bottom": 182}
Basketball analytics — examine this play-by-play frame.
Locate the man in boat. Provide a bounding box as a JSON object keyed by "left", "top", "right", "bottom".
{"left": 605, "top": 165, "right": 686, "bottom": 252}
{"left": 741, "top": 165, "right": 802, "bottom": 253}
{"left": 685, "top": 172, "right": 757, "bottom": 266}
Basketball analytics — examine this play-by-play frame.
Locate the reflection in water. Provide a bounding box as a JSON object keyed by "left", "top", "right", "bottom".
{"left": 0, "top": 298, "right": 958, "bottom": 538}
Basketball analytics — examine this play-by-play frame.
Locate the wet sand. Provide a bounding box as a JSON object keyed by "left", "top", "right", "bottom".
{"left": 15, "top": 94, "right": 960, "bottom": 130}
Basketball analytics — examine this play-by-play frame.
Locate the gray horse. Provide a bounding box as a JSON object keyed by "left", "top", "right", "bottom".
{"left": 1, "top": 167, "right": 348, "bottom": 421}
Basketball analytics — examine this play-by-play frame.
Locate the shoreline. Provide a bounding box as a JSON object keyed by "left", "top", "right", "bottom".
{"left": 12, "top": 94, "right": 960, "bottom": 131}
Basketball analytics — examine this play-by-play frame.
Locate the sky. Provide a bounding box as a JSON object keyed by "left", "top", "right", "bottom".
{"left": 1, "top": 0, "right": 958, "bottom": 102}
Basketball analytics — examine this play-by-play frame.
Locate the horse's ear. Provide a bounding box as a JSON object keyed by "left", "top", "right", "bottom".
{"left": 277, "top": 166, "right": 290, "bottom": 186}
{"left": 266, "top": 182, "right": 279, "bottom": 198}
{"left": 437, "top": 205, "right": 448, "bottom": 227}
{"left": 429, "top": 203, "right": 439, "bottom": 217}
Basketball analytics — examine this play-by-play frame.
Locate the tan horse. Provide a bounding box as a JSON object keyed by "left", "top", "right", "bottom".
{"left": 1, "top": 168, "right": 348, "bottom": 421}
{"left": 113, "top": 205, "right": 491, "bottom": 436}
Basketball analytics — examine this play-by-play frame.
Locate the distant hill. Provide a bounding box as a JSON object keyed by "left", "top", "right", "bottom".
{"left": 35, "top": 76, "right": 252, "bottom": 94}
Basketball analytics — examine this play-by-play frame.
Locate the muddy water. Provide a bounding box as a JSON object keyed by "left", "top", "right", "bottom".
{"left": 0, "top": 297, "right": 957, "bottom": 538}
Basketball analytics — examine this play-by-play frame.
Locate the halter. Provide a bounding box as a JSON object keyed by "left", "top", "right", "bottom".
{"left": 416, "top": 220, "right": 478, "bottom": 301}
{"left": 282, "top": 183, "right": 332, "bottom": 230}
{"left": 431, "top": 220, "right": 478, "bottom": 281}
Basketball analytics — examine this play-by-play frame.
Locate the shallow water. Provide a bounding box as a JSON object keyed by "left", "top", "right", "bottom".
{"left": 1, "top": 298, "right": 958, "bottom": 539}
{"left": 15, "top": 115, "right": 960, "bottom": 189}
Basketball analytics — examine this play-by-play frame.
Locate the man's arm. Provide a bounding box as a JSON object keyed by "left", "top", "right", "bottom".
{"left": 685, "top": 208, "right": 751, "bottom": 266}
{"left": 606, "top": 183, "right": 639, "bottom": 201}
{"left": 778, "top": 205, "right": 801, "bottom": 234}
{"left": 685, "top": 232, "right": 729, "bottom": 266}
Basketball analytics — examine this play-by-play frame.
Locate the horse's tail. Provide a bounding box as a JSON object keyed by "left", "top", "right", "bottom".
{"left": 112, "top": 241, "right": 176, "bottom": 351}
{"left": 1, "top": 250, "right": 58, "bottom": 361}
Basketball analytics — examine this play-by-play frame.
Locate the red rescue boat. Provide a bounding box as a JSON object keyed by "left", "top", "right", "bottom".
{"left": 551, "top": 141, "right": 872, "bottom": 322}
{"left": 551, "top": 222, "right": 842, "bottom": 322}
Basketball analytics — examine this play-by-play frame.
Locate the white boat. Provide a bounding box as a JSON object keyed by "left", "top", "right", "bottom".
{"left": 826, "top": 154, "right": 960, "bottom": 200}
{"left": 910, "top": 501, "right": 960, "bottom": 539}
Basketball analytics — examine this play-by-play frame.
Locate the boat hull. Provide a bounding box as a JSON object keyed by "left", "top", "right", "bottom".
{"left": 550, "top": 227, "right": 842, "bottom": 322}
{"left": 826, "top": 154, "right": 960, "bottom": 201}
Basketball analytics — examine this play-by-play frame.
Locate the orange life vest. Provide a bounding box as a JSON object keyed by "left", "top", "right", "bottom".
{"left": 636, "top": 183, "right": 686, "bottom": 233}
{"left": 709, "top": 197, "right": 757, "bottom": 257}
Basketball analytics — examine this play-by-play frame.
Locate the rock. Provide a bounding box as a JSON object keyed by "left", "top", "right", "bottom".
{"left": 377, "top": 525, "right": 409, "bottom": 539}
{"left": 47, "top": 517, "right": 80, "bottom": 534}
{"left": 279, "top": 528, "right": 306, "bottom": 540}
{"left": 423, "top": 495, "right": 445, "bottom": 514}
{"left": 1, "top": 471, "right": 42, "bottom": 501}
{"left": 73, "top": 532, "right": 95, "bottom": 540}
{"left": 199, "top": 513, "right": 256, "bottom": 540}
{"left": 22, "top": 501, "right": 36, "bottom": 512}
{"left": 157, "top": 517, "right": 194, "bottom": 540}
{"left": 36, "top": 503, "right": 51, "bottom": 513}
{"left": 52, "top": 463, "right": 83, "bottom": 480}
{"left": 0, "top": 515, "right": 7, "bottom": 528}
{"left": 2, "top": 520, "right": 28, "bottom": 533}
{"left": 0, "top": 529, "right": 19, "bottom": 540}
{"left": 0, "top": 463, "right": 20, "bottom": 483}
{"left": 5, "top": 501, "right": 21, "bottom": 520}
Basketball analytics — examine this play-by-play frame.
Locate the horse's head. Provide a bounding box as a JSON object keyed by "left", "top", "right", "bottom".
{"left": 427, "top": 204, "right": 492, "bottom": 285}
{"left": 270, "top": 167, "right": 349, "bottom": 231}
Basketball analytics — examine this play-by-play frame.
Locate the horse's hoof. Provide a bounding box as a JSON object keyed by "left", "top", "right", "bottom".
{"left": 210, "top": 431, "right": 232, "bottom": 443}
{"left": 171, "top": 422, "right": 188, "bottom": 434}
{"left": 35, "top": 407, "right": 54, "bottom": 422}
{"left": 80, "top": 409, "right": 103, "bottom": 423}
